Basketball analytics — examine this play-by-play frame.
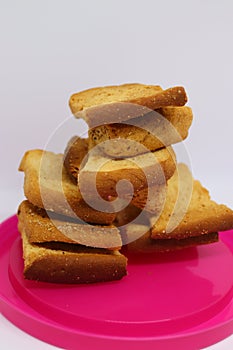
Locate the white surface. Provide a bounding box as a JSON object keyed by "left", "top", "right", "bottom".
{"left": 0, "top": 0, "right": 233, "bottom": 349}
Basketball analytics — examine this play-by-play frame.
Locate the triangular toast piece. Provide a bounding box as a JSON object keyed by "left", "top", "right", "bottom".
{"left": 150, "top": 163, "right": 233, "bottom": 239}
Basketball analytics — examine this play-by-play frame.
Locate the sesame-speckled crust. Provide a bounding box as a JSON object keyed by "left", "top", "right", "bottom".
{"left": 18, "top": 149, "right": 116, "bottom": 225}
{"left": 88, "top": 106, "right": 193, "bottom": 158}
{"left": 20, "top": 229, "right": 127, "bottom": 284}
{"left": 18, "top": 200, "right": 122, "bottom": 249}
{"left": 150, "top": 164, "right": 233, "bottom": 239}
{"left": 69, "top": 84, "right": 187, "bottom": 126}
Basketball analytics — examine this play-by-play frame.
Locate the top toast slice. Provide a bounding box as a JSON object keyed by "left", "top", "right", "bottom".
{"left": 69, "top": 83, "right": 187, "bottom": 126}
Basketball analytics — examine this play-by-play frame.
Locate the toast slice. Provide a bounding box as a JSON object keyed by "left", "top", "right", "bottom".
{"left": 150, "top": 163, "right": 233, "bottom": 239}
{"left": 69, "top": 84, "right": 187, "bottom": 126}
{"left": 18, "top": 200, "right": 122, "bottom": 249}
{"left": 130, "top": 184, "right": 167, "bottom": 213}
{"left": 63, "top": 136, "right": 88, "bottom": 178}
{"left": 88, "top": 106, "right": 193, "bottom": 158}
{"left": 19, "top": 150, "right": 116, "bottom": 225}
{"left": 19, "top": 229, "right": 127, "bottom": 284}
{"left": 125, "top": 230, "right": 219, "bottom": 254}
{"left": 63, "top": 138, "right": 168, "bottom": 214}
{"left": 78, "top": 146, "right": 176, "bottom": 199}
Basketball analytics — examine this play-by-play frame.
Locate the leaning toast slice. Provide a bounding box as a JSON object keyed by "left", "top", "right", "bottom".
{"left": 88, "top": 106, "right": 193, "bottom": 158}
{"left": 19, "top": 150, "right": 116, "bottom": 225}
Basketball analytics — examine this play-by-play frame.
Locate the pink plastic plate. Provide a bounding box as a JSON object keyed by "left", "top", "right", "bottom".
{"left": 1, "top": 215, "right": 233, "bottom": 349}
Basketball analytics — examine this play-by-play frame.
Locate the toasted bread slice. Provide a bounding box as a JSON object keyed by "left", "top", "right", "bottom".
{"left": 18, "top": 200, "right": 122, "bottom": 249}
{"left": 78, "top": 146, "right": 176, "bottom": 199}
{"left": 150, "top": 164, "right": 233, "bottom": 239}
{"left": 69, "top": 84, "right": 187, "bottom": 125}
{"left": 19, "top": 150, "right": 116, "bottom": 225}
{"left": 130, "top": 184, "right": 167, "bottom": 213}
{"left": 19, "top": 229, "right": 127, "bottom": 284}
{"left": 89, "top": 106, "right": 193, "bottom": 158}
{"left": 64, "top": 137, "right": 169, "bottom": 214}
{"left": 125, "top": 230, "right": 219, "bottom": 254}
{"left": 63, "top": 136, "right": 88, "bottom": 178}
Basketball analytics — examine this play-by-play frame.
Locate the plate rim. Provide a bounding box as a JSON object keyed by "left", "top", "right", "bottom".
{"left": 1, "top": 214, "right": 233, "bottom": 350}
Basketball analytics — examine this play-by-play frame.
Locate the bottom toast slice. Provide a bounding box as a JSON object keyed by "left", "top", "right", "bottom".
{"left": 125, "top": 230, "right": 218, "bottom": 254}
{"left": 20, "top": 229, "right": 127, "bottom": 284}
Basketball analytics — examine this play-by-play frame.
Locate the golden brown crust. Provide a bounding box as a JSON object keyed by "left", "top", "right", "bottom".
{"left": 69, "top": 83, "right": 161, "bottom": 114}
{"left": 19, "top": 149, "right": 116, "bottom": 225}
{"left": 63, "top": 136, "right": 88, "bottom": 179}
{"left": 69, "top": 84, "right": 187, "bottom": 124}
{"left": 78, "top": 147, "right": 176, "bottom": 198}
{"left": 125, "top": 231, "right": 219, "bottom": 254}
{"left": 18, "top": 200, "right": 122, "bottom": 249}
{"left": 114, "top": 204, "right": 143, "bottom": 227}
{"left": 130, "top": 184, "right": 166, "bottom": 213}
{"left": 88, "top": 106, "right": 193, "bottom": 158}
{"left": 20, "top": 229, "right": 127, "bottom": 284}
{"left": 130, "top": 86, "right": 187, "bottom": 110}
{"left": 150, "top": 164, "right": 233, "bottom": 239}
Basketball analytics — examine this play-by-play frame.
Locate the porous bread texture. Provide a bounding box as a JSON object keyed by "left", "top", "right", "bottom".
{"left": 63, "top": 137, "right": 168, "bottom": 214}
{"left": 150, "top": 163, "right": 233, "bottom": 239}
{"left": 130, "top": 184, "right": 167, "bottom": 213}
{"left": 78, "top": 146, "right": 176, "bottom": 199}
{"left": 70, "top": 84, "right": 162, "bottom": 113}
{"left": 20, "top": 229, "right": 127, "bottom": 284}
{"left": 88, "top": 106, "right": 193, "bottom": 158}
{"left": 69, "top": 84, "right": 188, "bottom": 123}
{"left": 18, "top": 200, "right": 122, "bottom": 250}
{"left": 63, "top": 136, "right": 88, "bottom": 178}
{"left": 18, "top": 149, "right": 116, "bottom": 225}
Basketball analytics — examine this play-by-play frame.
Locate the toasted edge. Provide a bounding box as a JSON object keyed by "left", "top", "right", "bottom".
{"left": 19, "top": 228, "right": 127, "bottom": 284}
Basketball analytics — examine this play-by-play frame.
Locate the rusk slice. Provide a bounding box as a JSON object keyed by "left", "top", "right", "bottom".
{"left": 78, "top": 146, "right": 176, "bottom": 199}
{"left": 63, "top": 138, "right": 170, "bottom": 214}
{"left": 131, "top": 184, "right": 167, "bottom": 213}
{"left": 63, "top": 136, "right": 88, "bottom": 178}
{"left": 125, "top": 231, "right": 219, "bottom": 254}
{"left": 20, "top": 229, "right": 127, "bottom": 284}
{"left": 18, "top": 200, "right": 122, "bottom": 249}
{"left": 150, "top": 164, "right": 233, "bottom": 239}
{"left": 19, "top": 150, "right": 116, "bottom": 225}
{"left": 89, "top": 106, "right": 193, "bottom": 158}
{"left": 69, "top": 83, "right": 187, "bottom": 112}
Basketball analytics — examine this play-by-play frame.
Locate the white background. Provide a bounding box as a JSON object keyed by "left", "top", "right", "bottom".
{"left": 0, "top": 0, "right": 233, "bottom": 349}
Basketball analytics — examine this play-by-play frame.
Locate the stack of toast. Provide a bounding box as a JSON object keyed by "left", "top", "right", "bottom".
{"left": 18, "top": 83, "right": 233, "bottom": 284}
